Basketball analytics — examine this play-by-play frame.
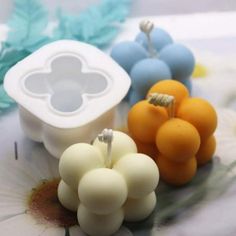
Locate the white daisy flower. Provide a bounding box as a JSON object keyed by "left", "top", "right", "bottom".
{"left": 215, "top": 108, "right": 236, "bottom": 166}
{"left": 190, "top": 50, "right": 236, "bottom": 110}
{"left": 191, "top": 76, "right": 236, "bottom": 110}
{"left": 192, "top": 49, "right": 236, "bottom": 80}
{"left": 0, "top": 142, "right": 133, "bottom": 236}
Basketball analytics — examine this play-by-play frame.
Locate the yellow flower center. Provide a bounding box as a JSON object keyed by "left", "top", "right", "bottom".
{"left": 28, "top": 179, "right": 77, "bottom": 227}
{"left": 192, "top": 63, "right": 208, "bottom": 78}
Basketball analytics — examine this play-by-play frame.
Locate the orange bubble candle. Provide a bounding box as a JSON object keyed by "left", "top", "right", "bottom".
{"left": 127, "top": 80, "right": 217, "bottom": 186}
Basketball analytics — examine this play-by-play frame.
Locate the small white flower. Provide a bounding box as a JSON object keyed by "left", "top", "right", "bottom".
{"left": 190, "top": 50, "right": 236, "bottom": 110}
{"left": 0, "top": 142, "right": 132, "bottom": 236}
{"left": 215, "top": 108, "right": 236, "bottom": 165}
{"left": 192, "top": 49, "right": 236, "bottom": 80}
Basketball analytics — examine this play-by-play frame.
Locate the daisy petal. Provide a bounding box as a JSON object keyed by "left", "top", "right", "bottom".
{"left": 20, "top": 140, "right": 59, "bottom": 180}
{"left": 0, "top": 159, "right": 39, "bottom": 218}
{"left": 40, "top": 226, "right": 65, "bottom": 236}
{"left": 215, "top": 109, "right": 236, "bottom": 165}
{"left": 112, "top": 226, "right": 133, "bottom": 236}
{"left": 0, "top": 160, "right": 38, "bottom": 191}
{"left": 69, "top": 225, "right": 133, "bottom": 236}
{"left": 0, "top": 202, "right": 26, "bottom": 222}
{"left": 0, "top": 159, "right": 34, "bottom": 220}
{"left": 69, "top": 225, "right": 87, "bottom": 236}
{"left": 0, "top": 213, "right": 45, "bottom": 236}
{"left": 0, "top": 154, "right": 59, "bottom": 221}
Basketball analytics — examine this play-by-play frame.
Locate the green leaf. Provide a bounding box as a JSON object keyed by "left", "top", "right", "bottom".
{"left": 54, "top": 0, "right": 131, "bottom": 48}
{"left": 99, "top": 0, "right": 131, "bottom": 22}
{"left": 53, "top": 9, "right": 76, "bottom": 40}
{"left": 88, "top": 26, "right": 119, "bottom": 48}
{"left": 0, "top": 43, "right": 30, "bottom": 83}
{"left": 7, "top": 0, "right": 50, "bottom": 52}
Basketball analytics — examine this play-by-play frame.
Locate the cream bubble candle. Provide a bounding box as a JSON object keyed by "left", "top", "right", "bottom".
{"left": 58, "top": 129, "right": 159, "bottom": 236}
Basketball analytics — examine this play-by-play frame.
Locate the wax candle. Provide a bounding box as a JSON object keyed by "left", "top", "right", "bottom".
{"left": 58, "top": 129, "right": 159, "bottom": 236}
{"left": 127, "top": 80, "right": 217, "bottom": 186}
{"left": 111, "top": 19, "right": 195, "bottom": 106}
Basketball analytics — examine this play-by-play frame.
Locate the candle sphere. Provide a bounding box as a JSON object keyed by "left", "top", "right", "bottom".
{"left": 129, "top": 90, "right": 144, "bottom": 106}
{"left": 196, "top": 135, "right": 216, "bottom": 166}
{"left": 114, "top": 153, "right": 159, "bottom": 198}
{"left": 177, "top": 97, "right": 217, "bottom": 140}
{"left": 93, "top": 131, "right": 137, "bottom": 165}
{"left": 182, "top": 78, "right": 192, "bottom": 93}
{"left": 159, "top": 43, "right": 195, "bottom": 80}
{"left": 132, "top": 136, "right": 158, "bottom": 160}
{"left": 59, "top": 143, "right": 104, "bottom": 190}
{"left": 128, "top": 100, "right": 168, "bottom": 143}
{"left": 130, "top": 58, "right": 171, "bottom": 97}
{"left": 124, "top": 192, "right": 156, "bottom": 221}
{"left": 57, "top": 180, "right": 79, "bottom": 212}
{"left": 77, "top": 205, "right": 124, "bottom": 236}
{"left": 156, "top": 118, "right": 200, "bottom": 162}
{"left": 157, "top": 155, "right": 197, "bottom": 186}
{"left": 135, "top": 27, "right": 173, "bottom": 52}
{"left": 78, "top": 168, "right": 128, "bottom": 215}
{"left": 147, "top": 80, "right": 189, "bottom": 112}
{"left": 110, "top": 41, "right": 147, "bottom": 73}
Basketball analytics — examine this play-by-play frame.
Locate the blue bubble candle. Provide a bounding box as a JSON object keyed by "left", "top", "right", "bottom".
{"left": 111, "top": 20, "right": 195, "bottom": 106}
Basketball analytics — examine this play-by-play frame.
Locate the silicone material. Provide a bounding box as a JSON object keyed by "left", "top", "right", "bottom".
{"left": 4, "top": 40, "right": 130, "bottom": 158}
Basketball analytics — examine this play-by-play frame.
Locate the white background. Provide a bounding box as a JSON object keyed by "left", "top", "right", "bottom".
{"left": 0, "top": 0, "right": 236, "bottom": 22}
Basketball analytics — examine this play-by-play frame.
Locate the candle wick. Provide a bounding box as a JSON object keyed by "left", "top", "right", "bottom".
{"left": 98, "top": 129, "right": 113, "bottom": 168}
{"left": 139, "top": 19, "right": 156, "bottom": 57}
{"left": 148, "top": 93, "right": 175, "bottom": 118}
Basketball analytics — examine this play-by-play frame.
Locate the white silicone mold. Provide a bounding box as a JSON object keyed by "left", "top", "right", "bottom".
{"left": 4, "top": 40, "right": 130, "bottom": 158}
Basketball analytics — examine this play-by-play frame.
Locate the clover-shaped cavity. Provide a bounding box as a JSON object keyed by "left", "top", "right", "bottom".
{"left": 24, "top": 55, "right": 108, "bottom": 113}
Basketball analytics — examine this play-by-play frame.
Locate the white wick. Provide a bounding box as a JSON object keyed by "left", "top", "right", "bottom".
{"left": 98, "top": 129, "right": 113, "bottom": 168}
{"left": 148, "top": 93, "right": 175, "bottom": 117}
{"left": 140, "top": 19, "right": 154, "bottom": 34}
{"left": 139, "top": 19, "right": 156, "bottom": 57}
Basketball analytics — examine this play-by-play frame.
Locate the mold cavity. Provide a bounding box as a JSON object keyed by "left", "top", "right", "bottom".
{"left": 24, "top": 55, "right": 108, "bottom": 113}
